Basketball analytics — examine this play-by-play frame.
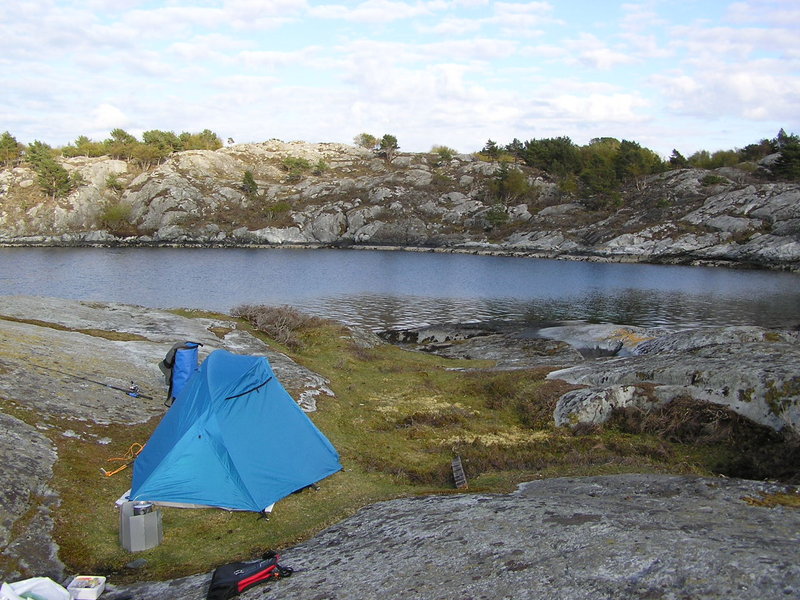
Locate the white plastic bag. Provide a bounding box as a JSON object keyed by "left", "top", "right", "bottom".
{"left": 1, "top": 577, "right": 70, "bottom": 600}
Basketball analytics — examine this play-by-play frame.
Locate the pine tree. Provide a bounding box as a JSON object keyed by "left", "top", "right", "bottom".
{"left": 35, "top": 157, "right": 73, "bottom": 200}
{"left": 242, "top": 170, "right": 258, "bottom": 197}
{"left": 0, "top": 131, "right": 21, "bottom": 166}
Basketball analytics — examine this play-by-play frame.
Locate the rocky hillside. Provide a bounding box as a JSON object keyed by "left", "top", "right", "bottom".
{"left": 1, "top": 140, "right": 798, "bottom": 271}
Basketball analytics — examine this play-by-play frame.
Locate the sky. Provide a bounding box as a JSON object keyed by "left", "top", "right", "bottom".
{"left": 1, "top": 0, "right": 799, "bottom": 158}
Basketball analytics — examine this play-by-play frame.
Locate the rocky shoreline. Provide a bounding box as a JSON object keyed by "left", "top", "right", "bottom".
{"left": 2, "top": 141, "right": 799, "bottom": 272}
{"left": 382, "top": 321, "right": 800, "bottom": 438}
{"left": 1, "top": 296, "right": 798, "bottom": 599}
{"left": 1, "top": 240, "right": 792, "bottom": 279}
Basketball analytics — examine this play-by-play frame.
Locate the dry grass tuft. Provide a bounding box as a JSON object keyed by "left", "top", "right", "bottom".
{"left": 462, "top": 369, "right": 578, "bottom": 429}
{"left": 742, "top": 490, "right": 800, "bottom": 508}
{"left": 608, "top": 396, "right": 766, "bottom": 444}
{"left": 607, "top": 397, "right": 800, "bottom": 482}
{"left": 231, "top": 304, "right": 328, "bottom": 349}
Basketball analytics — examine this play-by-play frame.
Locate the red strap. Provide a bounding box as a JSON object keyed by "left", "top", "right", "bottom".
{"left": 237, "top": 565, "right": 277, "bottom": 592}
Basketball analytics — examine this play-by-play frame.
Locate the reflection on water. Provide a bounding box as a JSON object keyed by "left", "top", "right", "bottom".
{"left": 1, "top": 247, "right": 799, "bottom": 331}
{"left": 291, "top": 289, "right": 800, "bottom": 331}
{"left": 293, "top": 294, "right": 524, "bottom": 330}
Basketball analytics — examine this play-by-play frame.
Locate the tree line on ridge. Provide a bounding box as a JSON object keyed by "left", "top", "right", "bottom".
{"left": 0, "top": 127, "right": 798, "bottom": 207}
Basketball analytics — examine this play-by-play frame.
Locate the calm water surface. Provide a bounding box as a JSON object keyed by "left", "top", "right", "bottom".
{"left": 1, "top": 247, "right": 799, "bottom": 331}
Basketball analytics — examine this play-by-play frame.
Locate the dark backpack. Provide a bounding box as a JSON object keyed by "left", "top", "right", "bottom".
{"left": 159, "top": 341, "right": 202, "bottom": 405}
{"left": 207, "top": 551, "right": 293, "bottom": 600}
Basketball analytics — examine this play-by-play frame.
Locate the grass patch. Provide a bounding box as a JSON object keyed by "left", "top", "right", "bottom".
{"left": 30, "top": 314, "right": 799, "bottom": 582}
{"left": 52, "top": 420, "right": 407, "bottom": 581}
{"left": 742, "top": 490, "right": 800, "bottom": 509}
{"left": 0, "top": 315, "right": 149, "bottom": 342}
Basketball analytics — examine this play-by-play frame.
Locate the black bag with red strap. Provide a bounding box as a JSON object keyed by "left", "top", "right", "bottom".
{"left": 206, "top": 551, "right": 293, "bottom": 600}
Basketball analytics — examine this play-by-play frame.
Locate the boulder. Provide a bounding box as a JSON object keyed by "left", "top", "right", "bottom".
{"left": 549, "top": 326, "right": 800, "bottom": 434}
{"left": 0, "top": 413, "right": 63, "bottom": 582}
{"left": 249, "top": 226, "right": 311, "bottom": 244}
{"left": 309, "top": 212, "right": 347, "bottom": 243}
{"left": 535, "top": 323, "right": 658, "bottom": 356}
{"left": 553, "top": 385, "right": 665, "bottom": 427}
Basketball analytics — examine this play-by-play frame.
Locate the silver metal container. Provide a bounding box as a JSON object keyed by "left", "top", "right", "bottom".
{"left": 133, "top": 502, "right": 153, "bottom": 515}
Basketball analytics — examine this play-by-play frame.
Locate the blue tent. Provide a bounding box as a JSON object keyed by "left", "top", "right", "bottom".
{"left": 131, "top": 349, "right": 342, "bottom": 512}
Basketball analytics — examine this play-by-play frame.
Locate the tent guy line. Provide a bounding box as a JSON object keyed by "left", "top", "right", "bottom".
{"left": 29, "top": 362, "right": 154, "bottom": 400}
{"left": 225, "top": 376, "right": 272, "bottom": 400}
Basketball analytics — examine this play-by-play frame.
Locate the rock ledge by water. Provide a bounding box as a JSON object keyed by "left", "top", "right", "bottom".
{"left": 2, "top": 143, "right": 799, "bottom": 272}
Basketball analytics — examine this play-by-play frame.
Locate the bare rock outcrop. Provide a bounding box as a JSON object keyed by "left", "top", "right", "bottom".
{"left": 549, "top": 326, "right": 800, "bottom": 435}
{"left": 111, "top": 474, "right": 800, "bottom": 600}
{"left": 379, "top": 322, "right": 584, "bottom": 369}
{"left": 381, "top": 321, "right": 800, "bottom": 437}
{"left": 1, "top": 143, "right": 798, "bottom": 271}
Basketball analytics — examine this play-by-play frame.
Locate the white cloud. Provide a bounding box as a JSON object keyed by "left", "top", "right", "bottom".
{"left": 425, "top": 37, "right": 519, "bottom": 60}
{"left": 0, "top": 0, "right": 796, "bottom": 155}
{"left": 418, "top": 1, "right": 557, "bottom": 38}
{"left": 333, "top": 37, "right": 518, "bottom": 72}
{"left": 727, "top": 0, "right": 800, "bottom": 27}
{"left": 309, "top": 0, "right": 446, "bottom": 23}
{"left": 493, "top": 1, "right": 559, "bottom": 34}
{"left": 562, "top": 33, "right": 638, "bottom": 70}
{"left": 417, "top": 16, "right": 484, "bottom": 35}
{"left": 91, "top": 104, "right": 130, "bottom": 131}
{"left": 122, "top": 6, "right": 224, "bottom": 36}
{"left": 652, "top": 63, "right": 800, "bottom": 122}
{"left": 238, "top": 47, "right": 323, "bottom": 70}
{"left": 167, "top": 34, "right": 251, "bottom": 63}
{"left": 618, "top": 1, "right": 671, "bottom": 40}
{"left": 541, "top": 92, "right": 649, "bottom": 124}
{"left": 670, "top": 25, "right": 788, "bottom": 61}
{"left": 223, "top": 0, "right": 309, "bottom": 15}
{"left": 221, "top": 1, "right": 306, "bottom": 30}
{"left": 618, "top": 31, "right": 673, "bottom": 60}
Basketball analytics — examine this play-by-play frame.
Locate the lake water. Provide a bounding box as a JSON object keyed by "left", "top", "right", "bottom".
{"left": 1, "top": 247, "right": 799, "bottom": 331}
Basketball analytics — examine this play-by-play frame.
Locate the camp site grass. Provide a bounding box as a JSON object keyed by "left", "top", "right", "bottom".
{"left": 17, "top": 311, "right": 798, "bottom": 583}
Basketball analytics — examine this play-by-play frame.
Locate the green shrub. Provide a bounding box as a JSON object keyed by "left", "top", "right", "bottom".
{"left": 282, "top": 156, "right": 311, "bottom": 173}
{"left": 106, "top": 173, "right": 124, "bottom": 191}
{"left": 430, "top": 145, "right": 457, "bottom": 166}
{"left": 701, "top": 174, "right": 727, "bottom": 186}
{"left": 241, "top": 170, "right": 258, "bottom": 197}
{"left": 485, "top": 203, "right": 509, "bottom": 227}
{"left": 70, "top": 171, "right": 87, "bottom": 187}
{"left": 488, "top": 163, "right": 531, "bottom": 203}
{"left": 313, "top": 159, "right": 329, "bottom": 175}
{"left": 353, "top": 133, "right": 378, "bottom": 149}
{"left": 270, "top": 200, "right": 292, "bottom": 213}
{"left": 99, "top": 200, "right": 133, "bottom": 234}
{"left": 34, "top": 157, "right": 73, "bottom": 200}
